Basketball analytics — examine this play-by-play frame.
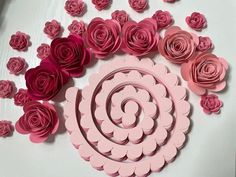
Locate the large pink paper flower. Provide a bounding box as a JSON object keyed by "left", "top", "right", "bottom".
{"left": 14, "top": 89, "right": 33, "bottom": 106}
{"left": 92, "top": 0, "right": 110, "bottom": 11}
{"left": 152, "top": 10, "right": 173, "bottom": 30}
{"left": 7, "top": 57, "right": 26, "bottom": 75}
{"left": 181, "top": 52, "right": 228, "bottom": 95}
{"left": 43, "top": 20, "right": 61, "bottom": 39}
{"left": 68, "top": 20, "right": 86, "bottom": 36}
{"left": 186, "top": 12, "right": 207, "bottom": 31}
{"left": 65, "top": 0, "right": 85, "bottom": 16}
{"left": 197, "top": 36, "right": 213, "bottom": 52}
{"left": 0, "top": 80, "right": 14, "bottom": 98}
{"left": 15, "top": 101, "right": 59, "bottom": 143}
{"left": 111, "top": 10, "right": 129, "bottom": 27}
{"left": 9, "top": 31, "right": 30, "bottom": 51}
{"left": 158, "top": 26, "right": 199, "bottom": 64}
{"left": 122, "top": 18, "right": 159, "bottom": 57}
{"left": 25, "top": 61, "right": 69, "bottom": 101}
{"left": 200, "top": 94, "right": 223, "bottom": 114}
{"left": 48, "top": 35, "right": 91, "bottom": 77}
{"left": 129, "top": 0, "right": 148, "bottom": 13}
{"left": 86, "top": 17, "right": 121, "bottom": 59}
{"left": 0, "top": 121, "right": 14, "bottom": 138}
{"left": 37, "top": 43, "right": 51, "bottom": 60}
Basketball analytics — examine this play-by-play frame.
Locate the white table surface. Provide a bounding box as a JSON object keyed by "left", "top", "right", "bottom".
{"left": 0, "top": 0, "right": 235, "bottom": 177}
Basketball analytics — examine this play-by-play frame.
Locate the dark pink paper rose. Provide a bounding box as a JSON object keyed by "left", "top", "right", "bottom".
{"left": 197, "top": 36, "right": 213, "bottom": 52}
{"left": 129, "top": 0, "right": 148, "bottom": 13}
{"left": 0, "top": 80, "right": 14, "bottom": 98}
{"left": 9, "top": 31, "right": 30, "bottom": 51}
{"left": 68, "top": 20, "right": 86, "bottom": 36}
{"left": 7, "top": 57, "right": 26, "bottom": 75}
{"left": 14, "top": 89, "right": 33, "bottom": 106}
{"left": 86, "top": 17, "right": 121, "bottom": 59}
{"left": 181, "top": 52, "right": 228, "bottom": 95}
{"left": 0, "top": 121, "right": 14, "bottom": 138}
{"left": 158, "top": 26, "right": 199, "bottom": 64}
{"left": 92, "top": 0, "right": 110, "bottom": 11}
{"left": 37, "top": 43, "right": 51, "bottom": 60}
{"left": 152, "top": 10, "right": 173, "bottom": 30}
{"left": 15, "top": 101, "right": 59, "bottom": 143}
{"left": 43, "top": 20, "right": 61, "bottom": 39}
{"left": 25, "top": 61, "right": 69, "bottom": 101}
{"left": 65, "top": 0, "right": 85, "bottom": 16}
{"left": 200, "top": 94, "right": 223, "bottom": 114}
{"left": 48, "top": 35, "right": 91, "bottom": 77}
{"left": 122, "top": 18, "right": 159, "bottom": 57}
{"left": 111, "top": 10, "right": 129, "bottom": 27}
{"left": 186, "top": 12, "right": 207, "bottom": 31}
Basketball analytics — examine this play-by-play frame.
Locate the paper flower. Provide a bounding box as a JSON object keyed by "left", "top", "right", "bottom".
{"left": 0, "top": 80, "right": 14, "bottom": 99}
{"left": 158, "top": 26, "right": 199, "bottom": 64}
{"left": 111, "top": 10, "right": 129, "bottom": 27}
{"left": 197, "top": 36, "right": 213, "bottom": 52}
{"left": 68, "top": 20, "right": 86, "bottom": 36}
{"left": 186, "top": 12, "right": 207, "bottom": 31}
{"left": 14, "top": 89, "right": 33, "bottom": 106}
{"left": 122, "top": 18, "right": 159, "bottom": 57}
{"left": 152, "top": 10, "right": 173, "bottom": 30}
{"left": 43, "top": 20, "right": 61, "bottom": 39}
{"left": 15, "top": 101, "right": 59, "bottom": 143}
{"left": 37, "top": 43, "right": 51, "bottom": 60}
{"left": 0, "top": 121, "right": 14, "bottom": 138}
{"left": 65, "top": 0, "right": 86, "bottom": 16}
{"left": 92, "top": 0, "right": 111, "bottom": 11}
{"left": 9, "top": 31, "right": 30, "bottom": 51}
{"left": 181, "top": 52, "right": 228, "bottom": 95}
{"left": 128, "top": 0, "right": 148, "bottom": 13}
{"left": 86, "top": 17, "right": 121, "bottom": 59}
{"left": 7, "top": 57, "right": 26, "bottom": 75}
{"left": 200, "top": 94, "right": 223, "bottom": 114}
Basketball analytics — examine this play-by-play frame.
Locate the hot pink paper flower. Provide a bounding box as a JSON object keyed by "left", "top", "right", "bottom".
{"left": 65, "top": 0, "right": 86, "bottom": 16}
{"left": 48, "top": 35, "right": 91, "bottom": 77}
{"left": 7, "top": 57, "right": 26, "bottom": 75}
{"left": 128, "top": 0, "right": 148, "bottom": 13}
{"left": 25, "top": 61, "right": 69, "bottom": 101}
{"left": 0, "top": 80, "right": 14, "bottom": 98}
{"left": 92, "top": 0, "right": 110, "bottom": 11}
{"left": 181, "top": 52, "right": 228, "bottom": 95}
{"left": 37, "top": 43, "right": 51, "bottom": 60}
{"left": 122, "top": 18, "right": 159, "bottom": 57}
{"left": 43, "top": 20, "right": 61, "bottom": 39}
{"left": 200, "top": 94, "right": 223, "bottom": 114}
{"left": 111, "top": 10, "right": 129, "bottom": 27}
{"left": 158, "top": 26, "right": 199, "bottom": 64}
{"left": 86, "top": 17, "right": 121, "bottom": 59}
{"left": 15, "top": 101, "right": 59, "bottom": 143}
{"left": 9, "top": 31, "right": 30, "bottom": 51}
{"left": 186, "top": 12, "right": 207, "bottom": 31}
{"left": 152, "top": 10, "right": 173, "bottom": 30}
{"left": 68, "top": 20, "right": 86, "bottom": 36}
{"left": 14, "top": 89, "right": 33, "bottom": 106}
{"left": 0, "top": 121, "right": 14, "bottom": 138}
{"left": 197, "top": 36, "right": 213, "bottom": 52}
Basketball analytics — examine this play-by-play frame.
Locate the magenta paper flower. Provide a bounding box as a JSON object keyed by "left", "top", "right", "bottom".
{"left": 65, "top": 0, "right": 86, "bottom": 16}
{"left": 7, "top": 57, "right": 26, "bottom": 75}
{"left": 15, "top": 101, "right": 59, "bottom": 143}
{"left": 43, "top": 20, "right": 61, "bottom": 39}
{"left": 0, "top": 80, "right": 14, "bottom": 98}
{"left": 152, "top": 10, "right": 173, "bottom": 30}
{"left": 0, "top": 121, "right": 14, "bottom": 138}
{"left": 9, "top": 31, "right": 30, "bottom": 51}
{"left": 128, "top": 0, "right": 148, "bottom": 13}
{"left": 181, "top": 52, "right": 228, "bottom": 95}
{"left": 200, "top": 94, "right": 223, "bottom": 114}
{"left": 92, "top": 0, "right": 111, "bottom": 11}
{"left": 14, "top": 89, "right": 33, "bottom": 106}
{"left": 186, "top": 12, "right": 207, "bottom": 31}
{"left": 197, "top": 36, "right": 213, "bottom": 52}
{"left": 37, "top": 43, "right": 51, "bottom": 60}
{"left": 111, "top": 10, "right": 129, "bottom": 27}
{"left": 68, "top": 20, "right": 86, "bottom": 36}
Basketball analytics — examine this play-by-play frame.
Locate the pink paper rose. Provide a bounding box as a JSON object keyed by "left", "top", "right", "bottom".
{"left": 68, "top": 20, "right": 86, "bottom": 36}
{"left": 122, "top": 18, "right": 159, "bottom": 57}
{"left": 158, "top": 26, "right": 199, "bottom": 64}
{"left": 92, "top": 0, "right": 110, "bottom": 11}
{"left": 129, "top": 0, "right": 148, "bottom": 13}
{"left": 37, "top": 43, "right": 51, "bottom": 60}
{"left": 111, "top": 10, "right": 129, "bottom": 27}
{"left": 86, "top": 17, "right": 121, "bottom": 59}
{"left": 65, "top": 0, "right": 85, "bottom": 16}
{"left": 152, "top": 10, "right": 173, "bottom": 30}
{"left": 15, "top": 101, "right": 59, "bottom": 143}
{"left": 43, "top": 20, "right": 61, "bottom": 39}
{"left": 14, "top": 89, "right": 33, "bottom": 106}
{"left": 0, "top": 80, "right": 14, "bottom": 98}
{"left": 7, "top": 57, "right": 26, "bottom": 75}
{"left": 197, "top": 36, "right": 213, "bottom": 52}
{"left": 0, "top": 121, "right": 14, "bottom": 138}
{"left": 48, "top": 35, "right": 91, "bottom": 77}
{"left": 25, "top": 61, "right": 69, "bottom": 101}
{"left": 181, "top": 52, "right": 228, "bottom": 95}
{"left": 186, "top": 12, "right": 207, "bottom": 31}
{"left": 200, "top": 94, "right": 223, "bottom": 114}
{"left": 9, "top": 31, "right": 30, "bottom": 51}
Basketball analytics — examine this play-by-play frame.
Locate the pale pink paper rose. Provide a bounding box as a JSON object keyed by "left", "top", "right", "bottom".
{"left": 152, "top": 10, "right": 173, "bottom": 30}
{"left": 68, "top": 20, "right": 86, "bottom": 36}
{"left": 0, "top": 121, "right": 14, "bottom": 138}
{"left": 43, "top": 20, "right": 61, "bottom": 39}
{"left": 7, "top": 57, "right": 26, "bottom": 75}
{"left": 111, "top": 10, "right": 129, "bottom": 27}
{"left": 65, "top": 0, "right": 86, "bottom": 16}
{"left": 37, "top": 43, "right": 51, "bottom": 60}
{"left": 128, "top": 0, "right": 148, "bottom": 13}
{"left": 92, "top": 0, "right": 111, "bottom": 11}
{"left": 158, "top": 26, "right": 199, "bottom": 64}
{"left": 14, "top": 89, "right": 33, "bottom": 106}
{"left": 9, "top": 31, "right": 30, "bottom": 51}
{"left": 197, "top": 36, "right": 213, "bottom": 52}
{"left": 181, "top": 52, "right": 228, "bottom": 95}
{"left": 200, "top": 94, "right": 223, "bottom": 114}
{"left": 0, "top": 80, "right": 14, "bottom": 98}
{"left": 186, "top": 12, "right": 207, "bottom": 31}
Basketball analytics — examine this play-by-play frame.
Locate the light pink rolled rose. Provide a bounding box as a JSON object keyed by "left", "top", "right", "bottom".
{"left": 43, "top": 20, "right": 61, "bottom": 39}
{"left": 197, "top": 36, "right": 213, "bottom": 52}
{"left": 68, "top": 20, "right": 86, "bottom": 36}
{"left": 37, "top": 43, "right": 51, "bottom": 60}
{"left": 0, "top": 80, "right": 14, "bottom": 98}
{"left": 7, "top": 57, "right": 26, "bottom": 75}
{"left": 122, "top": 18, "right": 159, "bottom": 57}
{"left": 186, "top": 12, "right": 207, "bottom": 31}
{"left": 9, "top": 31, "right": 30, "bottom": 51}
{"left": 64, "top": 0, "right": 86, "bottom": 16}
{"left": 181, "top": 52, "right": 228, "bottom": 95}
{"left": 14, "top": 89, "right": 33, "bottom": 106}
{"left": 0, "top": 121, "right": 14, "bottom": 138}
{"left": 92, "top": 0, "right": 111, "bottom": 11}
{"left": 152, "top": 10, "right": 173, "bottom": 30}
{"left": 158, "top": 26, "right": 199, "bottom": 64}
{"left": 200, "top": 94, "right": 223, "bottom": 114}
{"left": 111, "top": 10, "right": 129, "bottom": 27}
{"left": 129, "top": 0, "right": 148, "bottom": 13}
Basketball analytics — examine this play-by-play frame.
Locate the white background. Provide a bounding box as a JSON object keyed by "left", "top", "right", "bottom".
{"left": 0, "top": 0, "right": 235, "bottom": 177}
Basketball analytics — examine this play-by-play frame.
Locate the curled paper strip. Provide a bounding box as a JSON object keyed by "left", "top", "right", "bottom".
{"left": 64, "top": 56, "right": 191, "bottom": 177}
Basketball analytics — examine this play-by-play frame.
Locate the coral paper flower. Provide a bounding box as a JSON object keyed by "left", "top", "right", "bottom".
{"left": 152, "top": 10, "right": 173, "bottom": 30}
{"left": 197, "top": 36, "right": 213, "bottom": 52}
{"left": 111, "top": 10, "right": 129, "bottom": 27}
{"left": 37, "top": 43, "right": 51, "bottom": 60}
{"left": 181, "top": 52, "right": 228, "bottom": 95}
{"left": 0, "top": 121, "right": 14, "bottom": 138}
{"left": 9, "top": 31, "right": 30, "bottom": 51}
{"left": 186, "top": 12, "right": 207, "bottom": 31}
{"left": 128, "top": 0, "right": 148, "bottom": 13}
{"left": 200, "top": 94, "right": 223, "bottom": 114}
{"left": 43, "top": 20, "right": 61, "bottom": 39}
{"left": 15, "top": 101, "right": 59, "bottom": 143}
{"left": 7, "top": 57, "right": 26, "bottom": 75}
{"left": 68, "top": 20, "right": 86, "bottom": 36}
{"left": 64, "top": 0, "right": 86, "bottom": 16}
{"left": 14, "top": 89, "right": 33, "bottom": 106}
{"left": 92, "top": 0, "right": 111, "bottom": 11}
{"left": 0, "top": 80, "right": 14, "bottom": 98}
